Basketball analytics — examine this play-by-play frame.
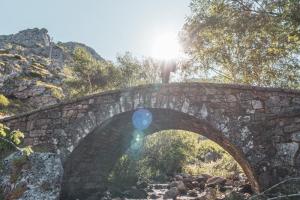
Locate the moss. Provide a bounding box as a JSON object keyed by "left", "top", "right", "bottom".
{"left": 51, "top": 88, "right": 64, "bottom": 100}
{"left": 0, "top": 94, "right": 10, "bottom": 107}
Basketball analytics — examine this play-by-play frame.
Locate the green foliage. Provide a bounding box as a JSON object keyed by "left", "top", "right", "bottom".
{"left": 64, "top": 47, "right": 122, "bottom": 97}
{"left": 195, "top": 139, "right": 226, "bottom": 160}
{"left": 0, "top": 94, "right": 10, "bottom": 107}
{"left": 116, "top": 52, "right": 161, "bottom": 87}
{"left": 109, "top": 130, "right": 242, "bottom": 188}
{"left": 0, "top": 123, "right": 33, "bottom": 157}
{"left": 181, "top": 0, "right": 300, "bottom": 88}
{"left": 183, "top": 153, "right": 241, "bottom": 178}
{"left": 36, "top": 81, "right": 64, "bottom": 100}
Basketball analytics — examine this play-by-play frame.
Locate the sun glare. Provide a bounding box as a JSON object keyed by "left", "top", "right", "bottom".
{"left": 150, "top": 32, "right": 183, "bottom": 60}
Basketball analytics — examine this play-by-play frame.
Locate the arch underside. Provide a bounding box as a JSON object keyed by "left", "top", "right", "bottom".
{"left": 61, "top": 109, "right": 259, "bottom": 200}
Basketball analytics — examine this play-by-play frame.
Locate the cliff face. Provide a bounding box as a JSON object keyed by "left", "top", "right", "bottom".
{"left": 0, "top": 28, "right": 104, "bottom": 117}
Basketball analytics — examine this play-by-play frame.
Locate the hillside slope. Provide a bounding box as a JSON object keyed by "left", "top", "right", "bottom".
{"left": 0, "top": 28, "right": 104, "bottom": 117}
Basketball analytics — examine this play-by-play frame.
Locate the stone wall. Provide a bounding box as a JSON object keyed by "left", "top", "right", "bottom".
{"left": 1, "top": 82, "right": 300, "bottom": 199}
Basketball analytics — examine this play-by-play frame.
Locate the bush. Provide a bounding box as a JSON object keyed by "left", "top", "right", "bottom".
{"left": 108, "top": 130, "right": 243, "bottom": 188}
{"left": 0, "top": 94, "right": 10, "bottom": 107}
{"left": 0, "top": 123, "right": 33, "bottom": 158}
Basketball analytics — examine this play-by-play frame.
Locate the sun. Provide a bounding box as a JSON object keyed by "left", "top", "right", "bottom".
{"left": 150, "top": 32, "right": 183, "bottom": 60}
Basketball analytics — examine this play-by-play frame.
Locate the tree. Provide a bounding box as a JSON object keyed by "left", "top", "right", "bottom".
{"left": 180, "top": 0, "right": 300, "bottom": 88}
{"left": 64, "top": 47, "right": 122, "bottom": 97}
{"left": 0, "top": 123, "right": 33, "bottom": 157}
{"left": 116, "top": 52, "right": 161, "bottom": 87}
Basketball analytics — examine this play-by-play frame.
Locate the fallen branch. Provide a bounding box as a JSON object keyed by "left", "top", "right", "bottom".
{"left": 267, "top": 193, "right": 300, "bottom": 200}
{"left": 249, "top": 177, "right": 300, "bottom": 200}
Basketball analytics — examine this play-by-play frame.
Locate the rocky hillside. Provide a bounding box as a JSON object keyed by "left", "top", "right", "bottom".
{"left": 0, "top": 28, "right": 104, "bottom": 117}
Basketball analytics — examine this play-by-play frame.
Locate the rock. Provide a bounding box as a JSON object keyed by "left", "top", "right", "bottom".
{"left": 149, "top": 193, "right": 159, "bottom": 199}
{"left": 169, "top": 181, "right": 178, "bottom": 188}
{"left": 196, "top": 174, "right": 209, "bottom": 184}
{"left": 204, "top": 151, "right": 221, "bottom": 162}
{"left": 224, "top": 191, "right": 245, "bottom": 200}
{"left": 0, "top": 152, "right": 63, "bottom": 200}
{"left": 0, "top": 28, "right": 105, "bottom": 115}
{"left": 206, "top": 176, "right": 226, "bottom": 187}
{"left": 136, "top": 181, "right": 148, "bottom": 189}
{"left": 153, "top": 184, "right": 168, "bottom": 189}
{"left": 175, "top": 174, "right": 183, "bottom": 181}
{"left": 146, "top": 188, "right": 154, "bottom": 193}
{"left": 176, "top": 181, "right": 187, "bottom": 194}
{"left": 238, "top": 184, "right": 253, "bottom": 194}
{"left": 100, "top": 190, "right": 112, "bottom": 200}
{"left": 199, "top": 188, "right": 217, "bottom": 200}
{"left": 192, "top": 181, "right": 201, "bottom": 188}
{"left": 123, "top": 188, "right": 147, "bottom": 199}
{"left": 163, "top": 187, "right": 178, "bottom": 199}
{"left": 188, "top": 189, "right": 198, "bottom": 197}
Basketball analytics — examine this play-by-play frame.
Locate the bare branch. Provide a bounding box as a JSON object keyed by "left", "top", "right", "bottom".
{"left": 267, "top": 193, "right": 300, "bottom": 200}
{"left": 250, "top": 177, "right": 300, "bottom": 200}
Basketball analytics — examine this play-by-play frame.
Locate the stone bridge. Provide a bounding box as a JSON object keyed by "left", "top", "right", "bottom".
{"left": 1, "top": 83, "right": 300, "bottom": 199}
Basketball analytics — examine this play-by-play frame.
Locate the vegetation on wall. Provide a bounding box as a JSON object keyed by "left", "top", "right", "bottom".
{"left": 0, "top": 94, "right": 10, "bottom": 108}
{"left": 0, "top": 123, "right": 33, "bottom": 159}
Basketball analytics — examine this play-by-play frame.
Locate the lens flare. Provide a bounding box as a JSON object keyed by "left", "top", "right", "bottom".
{"left": 130, "top": 130, "right": 145, "bottom": 151}
{"left": 132, "top": 108, "right": 153, "bottom": 130}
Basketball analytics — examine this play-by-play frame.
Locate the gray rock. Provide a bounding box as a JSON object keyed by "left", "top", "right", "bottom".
{"left": 163, "top": 187, "right": 178, "bottom": 199}
{"left": 123, "top": 188, "right": 147, "bottom": 199}
{"left": 206, "top": 176, "right": 226, "bottom": 187}
{"left": 188, "top": 189, "right": 198, "bottom": 197}
{"left": 0, "top": 152, "right": 63, "bottom": 200}
{"left": 176, "top": 181, "right": 187, "bottom": 194}
{"left": 0, "top": 28, "right": 105, "bottom": 115}
{"left": 204, "top": 151, "right": 221, "bottom": 162}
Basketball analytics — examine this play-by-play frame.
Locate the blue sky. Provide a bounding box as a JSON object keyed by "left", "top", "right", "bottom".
{"left": 0, "top": 0, "right": 191, "bottom": 61}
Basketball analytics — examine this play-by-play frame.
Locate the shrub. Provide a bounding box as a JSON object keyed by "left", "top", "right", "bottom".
{"left": 0, "top": 94, "right": 10, "bottom": 107}
{"left": 0, "top": 123, "right": 33, "bottom": 158}
{"left": 109, "top": 130, "right": 243, "bottom": 188}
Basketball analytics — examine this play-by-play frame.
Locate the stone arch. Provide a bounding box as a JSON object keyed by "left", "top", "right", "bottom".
{"left": 60, "top": 108, "right": 259, "bottom": 200}
{"left": 2, "top": 83, "right": 300, "bottom": 199}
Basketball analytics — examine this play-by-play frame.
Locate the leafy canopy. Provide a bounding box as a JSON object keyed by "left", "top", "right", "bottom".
{"left": 64, "top": 47, "right": 122, "bottom": 97}
{"left": 180, "top": 0, "right": 300, "bottom": 88}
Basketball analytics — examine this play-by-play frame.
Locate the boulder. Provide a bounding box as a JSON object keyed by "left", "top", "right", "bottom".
{"left": 224, "top": 191, "right": 245, "bottom": 200}
{"left": 123, "top": 188, "right": 147, "bottom": 199}
{"left": 175, "top": 174, "right": 183, "bottom": 181}
{"left": 136, "top": 181, "right": 148, "bottom": 189}
{"left": 0, "top": 152, "right": 63, "bottom": 200}
{"left": 188, "top": 189, "right": 198, "bottom": 197}
{"left": 176, "top": 181, "right": 187, "bottom": 194}
{"left": 149, "top": 193, "right": 159, "bottom": 199}
{"left": 196, "top": 174, "right": 211, "bottom": 183}
{"left": 206, "top": 176, "right": 226, "bottom": 187}
{"left": 198, "top": 188, "right": 217, "bottom": 200}
{"left": 204, "top": 151, "right": 221, "bottom": 162}
{"left": 163, "top": 187, "right": 178, "bottom": 199}
{"left": 238, "top": 183, "right": 253, "bottom": 194}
